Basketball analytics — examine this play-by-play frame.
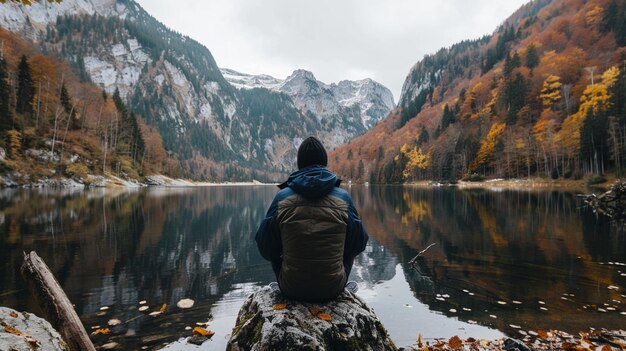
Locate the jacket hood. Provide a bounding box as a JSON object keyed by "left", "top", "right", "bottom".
{"left": 281, "top": 165, "right": 339, "bottom": 198}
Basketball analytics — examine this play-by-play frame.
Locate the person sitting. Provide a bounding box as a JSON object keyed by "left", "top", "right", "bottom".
{"left": 255, "top": 136, "right": 369, "bottom": 302}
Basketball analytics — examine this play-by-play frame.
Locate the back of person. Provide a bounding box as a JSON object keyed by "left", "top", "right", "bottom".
{"left": 256, "top": 136, "right": 368, "bottom": 302}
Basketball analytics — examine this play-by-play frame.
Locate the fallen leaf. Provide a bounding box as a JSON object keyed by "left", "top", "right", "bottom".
{"left": 4, "top": 325, "right": 29, "bottom": 337}
{"left": 537, "top": 329, "right": 548, "bottom": 339}
{"left": 177, "top": 298, "right": 195, "bottom": 309}
{"left": 317, "top": 313, "right": 332, "bottom": 321}
{"left": 192, "top": 327, "right": 215, "bottom": 337}
{"left": 417, "top": 334, "right": 424, "bottom": 347}
{"left": 9, "top": 311, "right": 18, "bottom": 318}
{"left": 308, "top": 307, "right": 321, "bottom": 316}
{"left": 91, "top": 328, "right": 111, "bottom": 336}
{"left": 273, "top": 303, "right": 287, "bottom": 310}
{"left": 159, "top": 304, "right": 167, "bottom": 313}
{"left": 601, "top": 346, "right": 612, "bottom": 351}
{"left": 448, "top": 335, "right": 463, "bottom": 350}
{"left": 466, "top": 337, "right": 476, "bottom": 342}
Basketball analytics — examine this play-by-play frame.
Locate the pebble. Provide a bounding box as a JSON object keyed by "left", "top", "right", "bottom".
{"left": 608, "top": 285, "right": 620, "bottom": 290}
{"left": 108, "top": 319, "right": 122, "bottom": 326}
{"left": 540, "top": 307, "right": 548, "bottom": 311}
{"left": 489, "top": 314, "right": 497, "bottom": 319}
{"left": 138, "top": 306, "right": 149, "bottom": 312}
{"left": 177, "top": 299, "right": 195, "bottom": 309}
{"left": 598, "top": 308, "right": 607, "bottom": 313}
{"left": 510, "top": 324, "right": 521, "bottom": 329}
{"left": 101, "top": 342, "right": 119, "bottom": 350}
{"left": 512, "top": 300, "right": 522, "bottom": 305}
{"left": 621, "top": 312, "right": 626, "bottom": 315}
{"left": 449, "top": 309, "right": 457, "bottom": 313}
{"left": 607, "top": 307, "right": 616, "bottom": 311}
{"left": 436, "top": 297, "right": 445, "bottom": 302}
{"left": 538, "top": 301, "right": 546, "bottom": 305}
{"left": 100, "top": 306, "right": 109, "bottom": 311}
{"left": 462, "top": 308, "right": 472, "bottom": 312}
{"left": 497, "top": 301, "right": 507, "bottom": 305}
{"left": 468, "top": 292, "right": 475, "bottom": 296}
{"left": 528, "top": 331, "right": 539, "bottom": 336}
{"left": 139, "top": 300, "right": 147, "bottom": 305}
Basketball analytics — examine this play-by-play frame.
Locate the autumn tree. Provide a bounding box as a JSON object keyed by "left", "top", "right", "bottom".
{"left": 540, "top": 75, "right": 562, "bottom": 111}
{"left": 398, "top": 143, "right": 430, "bottom": 180}
{"left": 0, "top": 0, "right": 62, "bottom": 4}
{"left": 471, "top": 122, "right": 506, "bottom": 174}
{"left": 0, "top": 57, "right": 11, "bottom": 131}
{"left": 16, "top": 55, "right": 35, "bottom": 117}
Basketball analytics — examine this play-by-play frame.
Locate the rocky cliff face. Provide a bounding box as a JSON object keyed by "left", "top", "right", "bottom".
{"left": 0, "top": 0, "right": 394, "bottom": 178}
{"left": 222, "top": 68, "right": 395, "bottom": 149}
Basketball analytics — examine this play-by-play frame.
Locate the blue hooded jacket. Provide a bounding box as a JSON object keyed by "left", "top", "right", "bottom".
{"left": 255, "top": 165, "right": 369, "bottom": 301}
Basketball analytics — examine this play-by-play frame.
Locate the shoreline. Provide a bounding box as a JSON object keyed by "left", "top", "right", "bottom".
{"left": 401, "top": 177, "right": 616, "bottom": 192}
{"left": 1, "top": 172, "right": 620, "bottom": 191}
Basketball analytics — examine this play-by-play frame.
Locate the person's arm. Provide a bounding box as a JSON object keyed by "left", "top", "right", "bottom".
{"left": 344, "top": 197, "right": 369, "bottom": 270}
{"left": 255, "top": 197, "right": 282, "bottom": 265}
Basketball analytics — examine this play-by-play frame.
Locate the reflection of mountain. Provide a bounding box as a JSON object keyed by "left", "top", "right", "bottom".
{"left": 0, "top": 187, "right": 277, "bottom": 349}
{"left": 351, "top": 238, "right": 398, "bottom": 287}
{"left": 351, "top": 186, "right": 626, "bottom": 334}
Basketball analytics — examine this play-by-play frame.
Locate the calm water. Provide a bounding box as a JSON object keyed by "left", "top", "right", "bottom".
{"left": 0, "top": 186, "right": 625, "bottom": 350}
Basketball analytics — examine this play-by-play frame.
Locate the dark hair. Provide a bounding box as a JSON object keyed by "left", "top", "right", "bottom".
{"left": 297, "top": 136, "right": 328, "bottom": 169}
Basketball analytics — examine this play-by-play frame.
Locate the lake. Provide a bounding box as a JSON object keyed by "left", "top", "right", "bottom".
{"left": 0, "top": 185, "right": 625, "bottom": 350}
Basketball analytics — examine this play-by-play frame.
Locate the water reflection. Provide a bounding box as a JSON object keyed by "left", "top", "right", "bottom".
{"left": 0, "top": 186, "right": 624, "bottom": 350}
{"left": 350, "top": 186, "right": 626, "bottom": 336}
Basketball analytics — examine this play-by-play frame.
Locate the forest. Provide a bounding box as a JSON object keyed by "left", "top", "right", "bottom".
{"left": 0, "top": 28, "right": 175, "bottom": 184}
{"left": 330, "top": 0, "right": 626, "bottom": 184}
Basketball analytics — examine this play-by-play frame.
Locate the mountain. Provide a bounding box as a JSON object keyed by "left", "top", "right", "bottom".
{"left": 221, "top": 68, "right": 395, "bottom": 148}
{"left": 0, "top": 0, "right": 392, "bottom": 180}
{"left": 330, "top": 0, "right": 626, "bottom": 183}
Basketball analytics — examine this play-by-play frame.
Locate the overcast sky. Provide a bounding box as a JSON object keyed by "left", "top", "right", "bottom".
{"left": 134, "top": 0, "right": 530, "bottom": 102}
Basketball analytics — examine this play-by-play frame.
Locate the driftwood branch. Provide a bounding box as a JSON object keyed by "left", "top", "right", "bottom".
{"left": 408, "top": 243, "right": 436, "bottom": 265}
{"left": 585, "top": 181, "right": 626, "bottom": 223}
{"left": 20, "top": 251, "right": 96, "bottom": 351}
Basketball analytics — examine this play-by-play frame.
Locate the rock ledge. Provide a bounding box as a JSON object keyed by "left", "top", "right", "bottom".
{"left": 227, "top": 286, "right": 397, "bottom": 351}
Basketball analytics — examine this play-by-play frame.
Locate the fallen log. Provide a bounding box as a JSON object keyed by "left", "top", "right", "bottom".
{"left": 20, "top": 251, "right": 96, "bottom": 351}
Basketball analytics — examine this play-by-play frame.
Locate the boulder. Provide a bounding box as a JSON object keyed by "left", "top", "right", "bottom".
{"left": 227, "top": 286, "right": 397, "bottom": 351}
{"left": 0, "top": 306, "right": 68, "bottom": 351}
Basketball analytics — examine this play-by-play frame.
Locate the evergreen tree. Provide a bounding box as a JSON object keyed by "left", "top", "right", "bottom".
{"left": 0, "top": 57, "right": 11, "bottom": 131}
{"left": 525, "top": 44, "right": 539, "bottom": 69}
{"left": 441, "top": 104, "right": 455, "bottom": 130}
{"left": 601, "top": 0, "right": 619, "bottom": 33}
{"left": 60, "top": 83, "right": 79, "bottom": 129}
{"left": 617, "top": 4, "right": 626, "bottom": 46}
{"left": 15, "top": 55, "right": 35, "bottom": 116}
